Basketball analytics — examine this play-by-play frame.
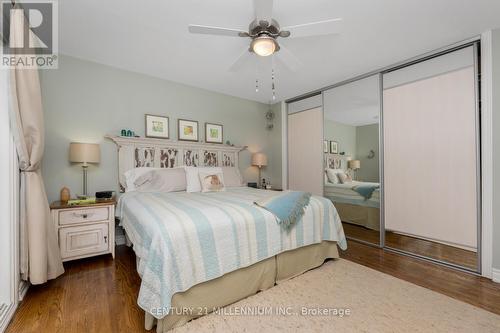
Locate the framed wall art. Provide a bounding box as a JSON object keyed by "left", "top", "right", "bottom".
{"left": 178, "top": 119, "right": 199, "bottom": 142}
{"left": 145, "top": 114, "right": 169, "bottom": 139}
{"left": 330, "top": 141, "right": 339, "bottom": 154}
{"left": 205, "top": 123, "right": 223, "bottom": 144}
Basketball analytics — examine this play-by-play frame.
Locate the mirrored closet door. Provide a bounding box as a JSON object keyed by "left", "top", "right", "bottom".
{"left": 322, "top": 75, "right": 381, "bottom": 245}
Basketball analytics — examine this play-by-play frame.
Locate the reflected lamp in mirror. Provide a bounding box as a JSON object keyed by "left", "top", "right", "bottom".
{"left": 251, "top": 152, "right": 268, "bottom": 188}
{"left": 348, "top": 159, "right": 361, "bottom": 180}
{"left": 69, "top": 142, "right": 100, "bottom": 198}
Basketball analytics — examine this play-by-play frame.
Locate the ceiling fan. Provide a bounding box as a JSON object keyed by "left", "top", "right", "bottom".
{"left": 188, "top": 0, "right": 342, "bottom": 72}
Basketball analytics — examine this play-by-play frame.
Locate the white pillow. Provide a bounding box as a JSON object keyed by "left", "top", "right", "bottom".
{"left": 221, "top": 167, "right": 244, "bottom": 187}
{"left": 198, "top": 171, "right": 226, "bottom": 192}
{"left": 134, "top": 168, "right": 187, "bottom": 192}
{"left": 185, "top": 166, "right": 223, "bottom": 192}
{"left": 337, "top": 172, "right": 353, "bottom": 184}
{"left": 123, "top": 167, "right": 158, "bottom": 192}
{"left": 326, "top": 168, "right": 343, "bottom": 184}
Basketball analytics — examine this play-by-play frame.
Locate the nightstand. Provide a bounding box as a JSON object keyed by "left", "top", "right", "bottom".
{"left": 50, "top": 199, "right": 116, "bottom": 262}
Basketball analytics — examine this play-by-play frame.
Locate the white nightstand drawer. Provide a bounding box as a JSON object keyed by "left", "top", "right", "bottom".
{"left": 59, "top": 223, "right": 109, "bottom": 259}
{"left": 59, "top": 207, "right": 109, "bottom": 225}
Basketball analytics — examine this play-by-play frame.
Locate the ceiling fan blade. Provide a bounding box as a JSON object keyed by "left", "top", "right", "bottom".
{"left": 254, "top": 0, "right": 274, "bottom": 23}
{"left": 275, "top": 44, "right": 301, "bottom": 72}
{"left": 228, "top": 49, "right": 253, "bottom": 72}
{"left": 188, "top": 24, "right": 248, "bottom": 37}
{"left": 282, "top": 18, "right": 342, "bottom": 38}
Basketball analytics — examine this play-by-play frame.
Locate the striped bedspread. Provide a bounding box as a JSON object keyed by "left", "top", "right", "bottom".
{"left": 116, "top": 187, "right": 347, "bottom": 319}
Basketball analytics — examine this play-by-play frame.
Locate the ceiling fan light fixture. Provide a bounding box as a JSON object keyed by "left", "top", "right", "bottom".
{"left": 251, "top": 36, "right": 277, "bottom": 57}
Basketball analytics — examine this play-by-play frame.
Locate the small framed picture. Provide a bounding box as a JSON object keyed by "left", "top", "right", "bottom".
{"left": 323, "top": 140, "right": 328, "bottom": 153}
{"left": 205, "top": 123, "right": 223, "bottom": 144}
{"left": 145, "top": 114, "right": 169, "bottom": 139}
{"left": 178, "top": 119, "right": 199, "bottom": 142}
{"left": 330, "top": 141, "right": 339, "bottom": 154}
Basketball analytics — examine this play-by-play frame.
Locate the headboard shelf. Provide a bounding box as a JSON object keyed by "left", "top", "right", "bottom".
{"left": 105, "top": 135, "right": 246, "bottom": 192}
{"left": 105, "top": 135, "right": 245, "bottom": 152}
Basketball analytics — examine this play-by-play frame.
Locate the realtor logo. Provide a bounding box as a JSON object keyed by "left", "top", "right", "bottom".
{"left": 1, "top": 0, "right": 58, "bottom": 68}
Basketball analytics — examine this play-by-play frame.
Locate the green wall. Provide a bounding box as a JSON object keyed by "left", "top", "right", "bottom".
{"left": 40, "top": 55, "right": 282, "bottom": 202}
{"left": 267, "top": 102, "right": 282, "bottom": 189}
{"left": 324, "top": 120, "right": 380, "bottom": 182}
{"left": 356, "top": 124, "right": 380, "bottom": 182}
{"left": 324, "top": 119, "right": 357, "bottom": 157}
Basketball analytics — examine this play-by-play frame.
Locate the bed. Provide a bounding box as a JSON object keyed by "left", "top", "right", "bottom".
{"left": 108, "top": 135, "right": 347, "bottom": 332}
{"left": 324, "top": 181, "right": 380, "bottom": 208}
{"left": 324, "top": 181, "right": 380, "bottom": 231}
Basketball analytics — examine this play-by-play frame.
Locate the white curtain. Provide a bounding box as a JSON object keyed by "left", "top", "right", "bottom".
{"left": 8, "top": 7, "right": 64, "bottom": 283}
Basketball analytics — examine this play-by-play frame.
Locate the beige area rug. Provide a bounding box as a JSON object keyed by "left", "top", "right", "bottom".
{"left": 172, "top": 259, "right": 500, "bottom": 333}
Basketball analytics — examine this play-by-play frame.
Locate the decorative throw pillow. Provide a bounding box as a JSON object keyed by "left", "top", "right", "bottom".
{"left": 337, "top": 172, "right": 353, "bottom": 184}
{"left": 185, "top": 166, "right": 222, "bottom": 192}
{"left": 198, "top": 172, "right": 226, "bottom": 192}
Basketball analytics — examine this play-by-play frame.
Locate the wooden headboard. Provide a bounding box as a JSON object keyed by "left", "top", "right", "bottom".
{"left": 106, "top": 135, "right": 245, "bottom": 192}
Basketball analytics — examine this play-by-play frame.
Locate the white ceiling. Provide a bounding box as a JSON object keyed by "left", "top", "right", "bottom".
{"left": 58, "top": 0, "right": 500, "bottom": 104}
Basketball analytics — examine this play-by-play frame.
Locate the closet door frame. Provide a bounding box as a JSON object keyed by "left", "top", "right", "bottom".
{"left": 380, "top": 41, "right": 482, "bottom": 274}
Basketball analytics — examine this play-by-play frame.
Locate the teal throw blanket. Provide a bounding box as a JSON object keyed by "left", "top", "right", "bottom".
{"left": 352, "top": 184, "right": 379, "bottom": 200}
{"left": 254, "top": 191, "right": 311, "bottom": 228}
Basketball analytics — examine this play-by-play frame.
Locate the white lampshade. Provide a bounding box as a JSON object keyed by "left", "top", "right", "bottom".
{"left": 252, "top": 152, "right": 268, "bottom": 167}
{"left": 348, "top": 160, "right": 360, "bottom": 170}
{"left": 69, "top": 142, "right": 100, "bottom": 166}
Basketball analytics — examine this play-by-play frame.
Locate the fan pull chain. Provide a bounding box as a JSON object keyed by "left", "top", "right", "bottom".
{"left": 271, "top": 69, "right": 276, "bottom": 100}
{"left": 255, "top": 79, "right": 259, "bottom": 93}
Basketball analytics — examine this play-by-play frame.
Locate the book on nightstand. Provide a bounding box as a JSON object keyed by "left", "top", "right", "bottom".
{"left": 67, "top": 197, "right": 97, "bottom": 206}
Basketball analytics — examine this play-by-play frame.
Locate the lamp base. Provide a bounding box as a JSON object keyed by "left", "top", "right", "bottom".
{"left": 76, "top": 194, "right": 90, "bottom": 199}
{"left": 258, "top": 166, "right": 262, "bottom": 189}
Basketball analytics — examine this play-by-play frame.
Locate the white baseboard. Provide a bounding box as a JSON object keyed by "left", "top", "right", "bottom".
{"left": 0, "top": 302, "right": 17, "bottom": 333}
{"left": 115, "top": 234, "right": 126, "bottom": 246}
{"left": 18, "top": 280, "right": 29, "bottom": 301}
{"left": 492, "top": 268, "right": 500, "bottom": 283}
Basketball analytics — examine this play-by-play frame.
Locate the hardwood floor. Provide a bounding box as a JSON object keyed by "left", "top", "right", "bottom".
{"left": 7, "top": 246, "right": 148, "bottom": 333}
{"left": 7, "top": 243, "right": 500, "bottom": 332}
{"left": 342, "top": 222, "right": 478, "bottom": 270}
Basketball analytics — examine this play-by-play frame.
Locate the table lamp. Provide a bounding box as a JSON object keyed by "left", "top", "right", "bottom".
{"left": 251, "top": 152, "right": 268, "bottom": 188}
{"left": 69, "top": 142, "right": 100, "bottom": 198}
{"left": 348, "top": 159, "right": 361, "bottom": 180}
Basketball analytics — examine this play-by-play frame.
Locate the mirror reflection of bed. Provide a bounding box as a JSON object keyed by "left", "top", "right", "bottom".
{"left": 322, "top": 75, "right": 381, "bottom": 246}
{"left": 321, "top": 53, "right": 479, "bottom": 271}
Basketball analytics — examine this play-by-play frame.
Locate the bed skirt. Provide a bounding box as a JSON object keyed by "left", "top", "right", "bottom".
{"left": 334, "top": 202, "right": 380, "bottom": 231}
{"left": 144, "top": 241, "right": 340, "bottom": 332}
